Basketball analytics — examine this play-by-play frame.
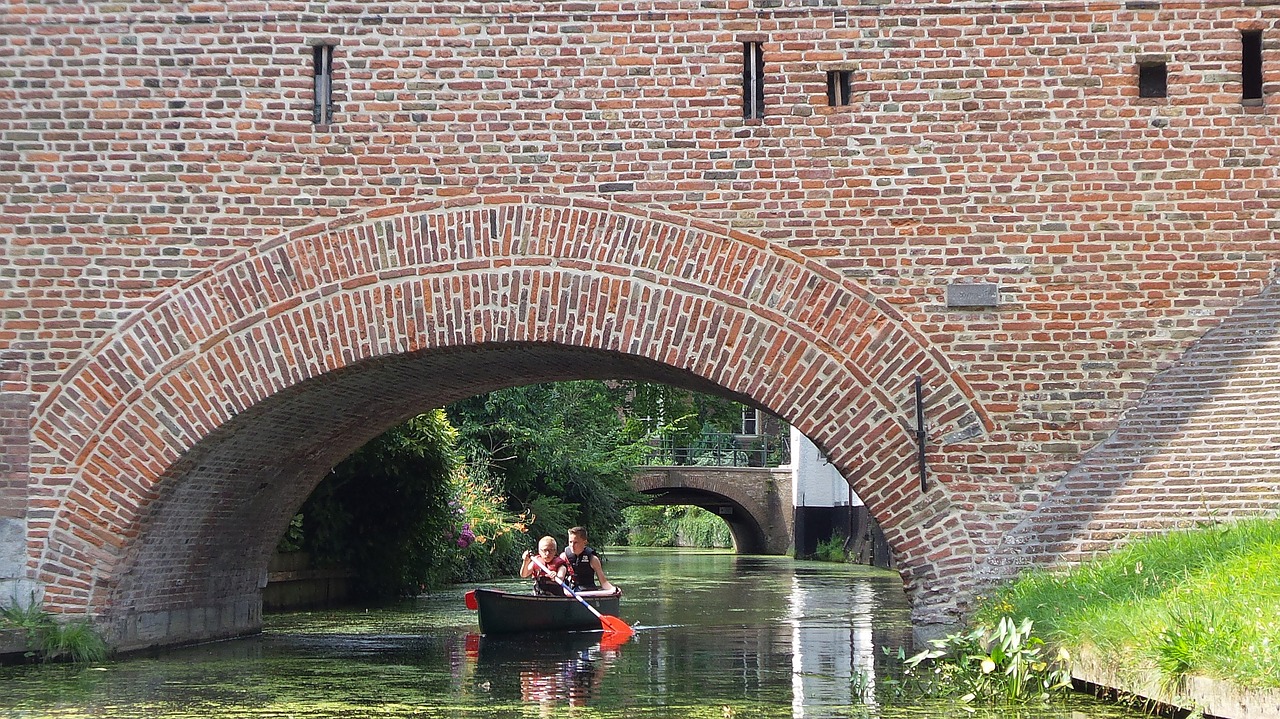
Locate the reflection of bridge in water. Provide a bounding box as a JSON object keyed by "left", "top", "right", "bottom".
{"left": 602, "top": 553, "right": 913, "bottom": 718}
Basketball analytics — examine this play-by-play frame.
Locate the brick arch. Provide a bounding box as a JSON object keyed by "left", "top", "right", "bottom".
{"left": 29, "top": 196, "right": 990, "bottom": 648}
{"left": 633, "top": 467, "right": 794, "bottom": 555}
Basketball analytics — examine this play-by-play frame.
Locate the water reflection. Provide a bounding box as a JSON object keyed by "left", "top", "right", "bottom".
{"left": 465, "top": 632, "right": 626, "bottom": 711}
{"left": 789, "top": 573, "right": 879, "bottom": 715}
{"left": 0, "top": 549, "right": 1143, "bottom": 719}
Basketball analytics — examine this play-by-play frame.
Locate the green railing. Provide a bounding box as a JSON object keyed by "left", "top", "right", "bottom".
{"left": 643, "top": 432, "right": 790, "bottom": 468}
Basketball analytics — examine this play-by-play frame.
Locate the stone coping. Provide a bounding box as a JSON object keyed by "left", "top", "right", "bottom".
{"left": 266, "top": 568, "right": 354, "bottom": 583}
{"left": 0, "top": 628, "right": 31, "bottom": 661}
{"left": 1073, "top": 648, "right": 1280, "bottom": 719}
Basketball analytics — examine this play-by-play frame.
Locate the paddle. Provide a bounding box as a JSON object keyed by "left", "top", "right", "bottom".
{"left": 529, "top": 555, "right": 634, "bottom": 637}
{"left": 464, "top": 590, "right": 478, "bottom": 610}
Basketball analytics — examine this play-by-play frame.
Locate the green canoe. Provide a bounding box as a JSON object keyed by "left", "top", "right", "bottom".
{"left": 472, "top": 588, "right": 622, "bottom": 635}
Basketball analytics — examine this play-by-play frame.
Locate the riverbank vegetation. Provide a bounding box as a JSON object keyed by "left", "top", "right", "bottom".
{"left": 0, "top": 603, "right": 106, "bottom": 663}
{"left": 615, "top": 505, "right": 733, "bottom": 548}
{"left": 973, "top": 516, "right": 1280, "bottom": 692}
{"left": 813, "top": 535, "right": 850, "bottom": 563}
{"left": 278, "top": 381, "right": 752, "bottom": 596}
{"left": 888, "top": 517, "right": 1280, "bottom": 708}
{"left": 889, "top": 616, "right": 1073, "bottom": 704}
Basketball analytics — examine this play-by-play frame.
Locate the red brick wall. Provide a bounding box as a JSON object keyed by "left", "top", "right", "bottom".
{"left": 0, "top": 358, "right": 29, "bottom": 521}
{"left": 2, "top": 1, "right": 1278, "bottom": 644}
{"left": 987, "top": 282, "right": 1280, "bottom": 575}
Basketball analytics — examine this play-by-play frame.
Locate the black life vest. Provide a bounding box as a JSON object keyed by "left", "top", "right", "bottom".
{"left": 562, "top": 546, "right": 599, "bottom": 590}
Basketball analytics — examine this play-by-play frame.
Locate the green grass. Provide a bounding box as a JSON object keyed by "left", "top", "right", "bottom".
{"left": 973, "top": 516, "right": 1280, "bottom": 690}
{"left": 1, "top": 602, "right": 108, "bottom": 663}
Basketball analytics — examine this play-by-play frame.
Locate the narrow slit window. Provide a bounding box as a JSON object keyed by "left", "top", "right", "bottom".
{"left": 743, "top": 41, "right": 765, "bottom": 119}
{"left": 313, "top": 44, "right": 335, "bottom": 125}
{"left": 1242, "top": 30, "right": 1263, "bottom": 102}
{"left": 1138, "top": 62, "right": 1167, "bottom": 98}
{"left": 827, "top": 70, "right": 852, "bottom": 106}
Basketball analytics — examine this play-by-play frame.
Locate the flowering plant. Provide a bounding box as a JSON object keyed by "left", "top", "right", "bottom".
{"left": 438, "top": 464, "right": 532, "bottom": 583}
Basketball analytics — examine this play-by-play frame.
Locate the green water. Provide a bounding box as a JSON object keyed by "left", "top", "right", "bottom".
{"left": 0, "top": 549, "right": 1144, "bottom": 718}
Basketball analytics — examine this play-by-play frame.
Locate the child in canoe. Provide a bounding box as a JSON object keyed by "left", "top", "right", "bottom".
{"left": 520, "top": 535, "right": 570, "bottom": 596}
{"left": 561, "top": 526, "right": 621, "bottom": 598}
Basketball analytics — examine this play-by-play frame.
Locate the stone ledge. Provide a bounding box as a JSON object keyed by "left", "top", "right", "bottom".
{"left": 0, "top": 628, "right": 31, "bottom": 662}
{"left": 1073, "top": 648, "right": 1280, "bottom": 719}
{"left": 266, "top": 568, "right": 353, "bottom": 583}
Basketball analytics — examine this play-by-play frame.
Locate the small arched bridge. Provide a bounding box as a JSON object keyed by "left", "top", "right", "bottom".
{"left": 632, "top": 467, "right": 793, "bottom": 555}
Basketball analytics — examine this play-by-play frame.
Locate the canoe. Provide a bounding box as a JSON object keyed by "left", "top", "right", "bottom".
{"left": 471, "top": 588, "right": 621, "bottom": 635}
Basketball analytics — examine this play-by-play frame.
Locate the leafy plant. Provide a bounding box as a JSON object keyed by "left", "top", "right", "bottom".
{"left": 813, "top": 536, "right": 847, "bottom": 563}
{"left": 902, "top": 617, "right": 1072, "bottom": 704}
{"left": 446, "top": 462, "right": 534, "bottom": 583}
{"left": 1, "top": 601, "right": 107, "bottom": 663}
{"left": 275, "top": 513, "right": 304, "bottom": 554}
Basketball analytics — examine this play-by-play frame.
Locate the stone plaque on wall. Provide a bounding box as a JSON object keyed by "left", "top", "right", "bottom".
{"left": 946, "top": 283, "right": 1000, "bottom": 309}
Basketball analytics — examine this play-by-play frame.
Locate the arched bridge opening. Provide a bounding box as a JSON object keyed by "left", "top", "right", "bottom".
{"left": 632, "top": 468, "right": 792, "bottom": 556}
{"left": 22, "top": 198, "right": 990, "bottom": 651}
{"left": 637, "top": 491, "right": 762, "bottom": 554}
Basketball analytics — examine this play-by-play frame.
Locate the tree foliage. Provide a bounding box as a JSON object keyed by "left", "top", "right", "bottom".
{"left": 279, "top": 381, "right": 757, "bottom": 598}
{"left": 622, "top": 382, "right": 745, "bottom": 449}
{"left": 447, "top": 381, "right": 666, "bottom": 545}
{"left": 297, "top": 410, "right": 459, "bottom": 599}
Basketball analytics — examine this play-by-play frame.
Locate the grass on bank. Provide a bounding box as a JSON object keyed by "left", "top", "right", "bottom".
{"left": 972, "top": 516, "right": 1280, "bottom": 691}
{"left": 0, "top": 602, "right": 108, "bottom": 663}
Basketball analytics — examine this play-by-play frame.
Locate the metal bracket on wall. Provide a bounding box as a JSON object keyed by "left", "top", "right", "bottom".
{"left": 915, "top": 376, "right": 927, "bottom": 494}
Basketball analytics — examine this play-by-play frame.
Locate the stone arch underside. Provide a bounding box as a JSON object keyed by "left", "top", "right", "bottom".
{"left": 28, "top": 196, "right": 991, "bottom": 648}
{"left": 636, "top": 488, "right": 770, "bottom": 555}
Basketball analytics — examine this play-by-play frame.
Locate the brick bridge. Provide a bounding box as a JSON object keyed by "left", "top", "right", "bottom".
{"left": 633, "top": 467, "right": 793, "bottom": 555}
{"left": 3, "top": 2, "right": 1280, "bottom": 651}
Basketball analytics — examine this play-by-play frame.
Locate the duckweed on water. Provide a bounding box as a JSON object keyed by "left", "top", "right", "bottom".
{"left": 3, "top": 550, "right": 1143, "bottom": 719}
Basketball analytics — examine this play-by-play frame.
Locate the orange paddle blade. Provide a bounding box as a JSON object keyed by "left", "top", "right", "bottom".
{"left": 464, "top": 590, "right": 478, "bottom": 610}
{"left": 598, "top": 629, "right": 632, "bottom": 652}
{"left": 600, "top": 614, "right": 633, "bottom": 636}
{"left": 464, "top": 632, "right": 481, "bottom": 659}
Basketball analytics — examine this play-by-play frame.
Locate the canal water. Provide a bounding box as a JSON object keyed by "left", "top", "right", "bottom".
{"left": 1, "top": 548, "right": 1144, "bottom": 718}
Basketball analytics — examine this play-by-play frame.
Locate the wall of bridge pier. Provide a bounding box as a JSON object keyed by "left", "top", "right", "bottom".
{"left": 2, "top": 0, "right": 1279, "bottom": 649}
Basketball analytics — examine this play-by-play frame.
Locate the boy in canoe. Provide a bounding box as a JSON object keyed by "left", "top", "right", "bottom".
{"left": 562, "top": 526, "right": 621, "bottom": 597}
{"left": 520, "top": 535, "right": 570, "bottom": 596}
